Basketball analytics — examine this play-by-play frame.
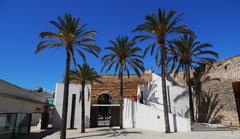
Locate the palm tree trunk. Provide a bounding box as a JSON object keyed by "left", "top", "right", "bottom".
{"left": 186, "top": 66, "right": 195, "bottom": 122}
{"left": 60, "top": 51, "right": 70, "bottom": 139}
{"left": 119, "top": 69, "right": 123, "bottom": 129}
{"left": 81, "top": 82, "right": 86, "bottom": 133}
{"left": 160, "top": 45, "right": 171, "bottom": 133}
{"left": 195, "top": 84, "right": 201, "bottom": 122}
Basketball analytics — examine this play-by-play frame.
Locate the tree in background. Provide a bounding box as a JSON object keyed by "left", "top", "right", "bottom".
{"left": 101, "top": 36, "right": 145, "bottom": 129}
{"left": 69, "top": 63, "right": 101, "bottom": 133}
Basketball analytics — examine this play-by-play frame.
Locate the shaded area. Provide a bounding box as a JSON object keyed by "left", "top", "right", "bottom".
{"left": 12, "top": 129, "right": 58, "bottom": 139}
{"left": 191, "top": 123, "right": 234, "bottom": 131}
{"left": 232, "top": 82, "right": 240, "bottom": 124}
{"left": 173, "top": 65, "right": 224, "bottom": 123}
{"left": 192, "top": 65, "right": 223, "bottom": 123}
{"left": 197, "top": 90, "right": 224, "bottom": 123}
{"left": 140, "top": 81, "right": 162, "bottom": 107}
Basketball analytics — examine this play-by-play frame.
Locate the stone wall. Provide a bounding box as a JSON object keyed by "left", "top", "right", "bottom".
{"left": 91, "top": 71, "right": 152, "bottom": 104}
{"left": 172, "top": 55, "right": 240, "bottom": 125}
{"left": 202, "top": 56, "right": 240, "bottom": 125}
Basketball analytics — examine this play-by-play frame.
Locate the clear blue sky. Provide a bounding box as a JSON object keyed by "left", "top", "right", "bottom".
{"left": 0, "top": 0, "right": 240, "bottom": 92}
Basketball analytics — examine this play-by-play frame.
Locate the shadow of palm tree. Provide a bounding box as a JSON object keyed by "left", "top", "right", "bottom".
{"left": 173, "top": 89, "right": 189, "bottom": 103}
{"left": 197, "top": 90, "right": 224, "bottom": 123}
{"left": 68, "top": 129, "right": 142, "bottom": 139}
{"left": 140, "top": 81, "right": 162, "bottom": 107}
{"left": 173, "top": 64, "right": 224, "bottom": 122}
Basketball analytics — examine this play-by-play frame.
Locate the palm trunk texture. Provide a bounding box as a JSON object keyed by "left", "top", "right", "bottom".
{"left": 60, "top": 51, "right": 70, "bottom": 139}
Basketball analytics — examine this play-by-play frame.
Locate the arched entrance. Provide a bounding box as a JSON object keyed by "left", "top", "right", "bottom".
{"left": 90, "top": 93, "right": 120, "bottom": 127}
{"left": 97, "top": 94, "right": 112, "bottom": 127}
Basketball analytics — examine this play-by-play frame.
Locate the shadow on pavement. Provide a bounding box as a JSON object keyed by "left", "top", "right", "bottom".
{"left": 13, "top": 128, "right": 59, "bottom": 139}
{"left": 68, "top": 129, "right": 142, "bottom": 139}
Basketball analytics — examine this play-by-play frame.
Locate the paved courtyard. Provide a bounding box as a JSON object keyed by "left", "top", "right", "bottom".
{"left": 34, "top": 128, "right": 240, "bottom": 139}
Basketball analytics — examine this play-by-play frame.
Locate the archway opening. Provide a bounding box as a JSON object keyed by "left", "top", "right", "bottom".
{"left": 97, "top": 93, "right": 112, "bottom": 104}
{"left": 97, "top": 93, "right": 112, "bottom": 127}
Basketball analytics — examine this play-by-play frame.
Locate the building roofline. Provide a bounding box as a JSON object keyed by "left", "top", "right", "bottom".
{"left": 0, "top": 79, "right": 47, "bottom": 104}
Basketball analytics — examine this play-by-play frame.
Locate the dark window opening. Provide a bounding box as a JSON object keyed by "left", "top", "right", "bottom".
{"left": 70, "top": 94, "right": 76, "bottom": 129}
{"left": 140, "top": 91, "right": 144, "bottom": 104}
{"left": 97, "top": 94, "right": 112, "bottom": 104}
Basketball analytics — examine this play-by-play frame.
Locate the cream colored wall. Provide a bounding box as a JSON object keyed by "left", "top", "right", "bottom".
{"left": 0, "top": 94, "right": 46, "bottom": 113}
{"left": 0, "top": 94, "right": 46, "bottom": 126}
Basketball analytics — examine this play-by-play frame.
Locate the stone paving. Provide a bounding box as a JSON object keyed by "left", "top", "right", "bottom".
{"left": 40, "top": 127, "right": 240, "bottom": 139}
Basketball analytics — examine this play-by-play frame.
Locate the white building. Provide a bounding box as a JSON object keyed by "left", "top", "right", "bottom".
{"left": 53, "top": 71, "right": 190, "bottom": 132}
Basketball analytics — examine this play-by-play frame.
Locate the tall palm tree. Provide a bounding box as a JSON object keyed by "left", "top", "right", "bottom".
{"left": 101, "top": 36, "right": 145, "bottom": 129}
{"left": 69, "top": 63, "right": 101, "bottom": 133}
{"left": 35, "top": 14, "right": 100, "bottom": 139}
{"left": 171, "top": 34, "right": 219, "bottom": 122}
{"left": 133, "top": 8, "right": 190, "bottom": 132}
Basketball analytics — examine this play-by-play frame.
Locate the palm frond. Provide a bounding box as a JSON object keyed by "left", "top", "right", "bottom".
{"left": 101, "top": 36, "right": 145, "bottom": 77}
{"left": 35, "top": 14, "right": 101, "bottom": 64}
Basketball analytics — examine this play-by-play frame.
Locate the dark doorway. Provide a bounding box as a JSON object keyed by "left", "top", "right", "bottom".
{"left": 97, "top": 94, "right": 112, "bottom": 127}
{"left": 232, "top": 82, "right": 240, "bottom": 124}
{"left": 90, "top": 93, "right": 120, "bottom": 127}
{"left": 70, "top": 94, "right": 76, "bottom": 129}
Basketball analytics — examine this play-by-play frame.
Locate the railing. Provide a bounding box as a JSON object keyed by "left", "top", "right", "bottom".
{"left": 91, "top": 98, "right": 121, "bottom": 105}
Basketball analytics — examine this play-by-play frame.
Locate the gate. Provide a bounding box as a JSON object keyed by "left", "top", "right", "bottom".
{"left": 90, "top": 93, "right": 120, "bottom": 127}
{"left": 90, "top": 105, "right": 120, "bottom": 127}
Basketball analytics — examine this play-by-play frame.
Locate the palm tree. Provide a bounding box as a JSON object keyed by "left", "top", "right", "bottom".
{"left": 133, "top": 8, "right": 190, "bottom": 132}
{"left": 69, "top": 63, "right": 101, "bottom": 133}
{"left": 35, "top": 14, "right": 100, "bottom": 139}
{"left": 171, "top": 34, "right": 219, "bottom": 122}
{"left": 101, "top": 36, "right": 145, "bottom": 129}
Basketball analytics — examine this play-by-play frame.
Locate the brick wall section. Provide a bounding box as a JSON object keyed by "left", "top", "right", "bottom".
{"left": 91, "top": 71, "right": 152, "bottom": 104}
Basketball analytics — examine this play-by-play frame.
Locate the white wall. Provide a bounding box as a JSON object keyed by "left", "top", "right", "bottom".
{"left": 123, "top": 99, "right": 191, "bottom": 132}
{"left": 53, "top": 83, "right": 91, "bottom": 129}
{"left": 138, "top": 73, "right": 189, "bottom": 118}
{"left": 138, "top": 73, "right": 172, "bottom": 111}
{"left": 168, "top": 86, "right": 189, "bottom": 118}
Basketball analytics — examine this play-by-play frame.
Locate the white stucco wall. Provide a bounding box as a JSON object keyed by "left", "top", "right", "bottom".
{"left": 53, "top": 83, "right": 91, "bottom": 129}
{"left": 138, "top": 73, "right": 189, "bottom": 118}
{"left": 168, "top": 86, "right": 189, "bottom": 118}
{"left": 123, "top": 99, "right": 191, "bottom": 132}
